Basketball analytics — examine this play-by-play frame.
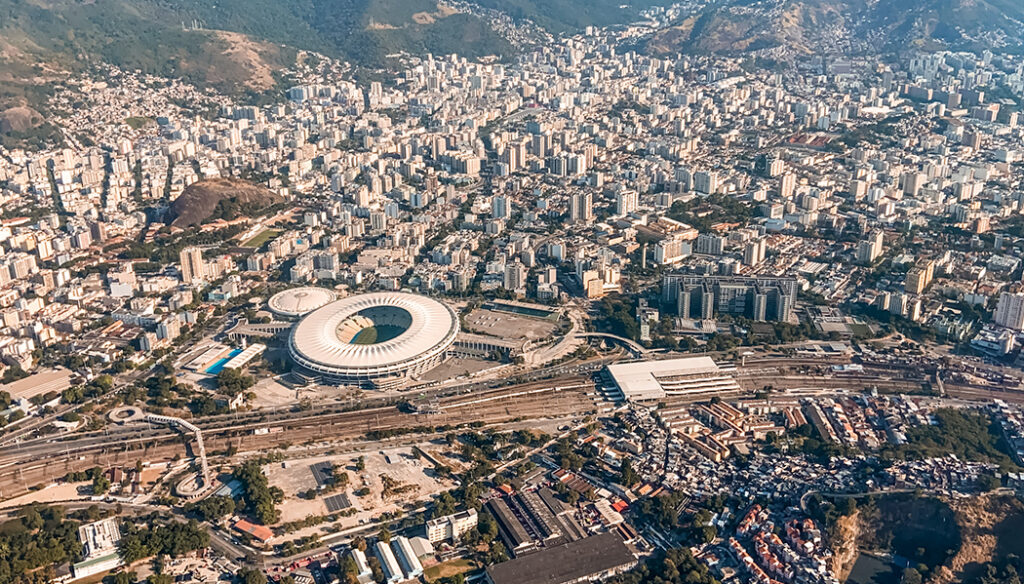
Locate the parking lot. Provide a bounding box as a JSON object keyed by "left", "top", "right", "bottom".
{"left": 464, "top": 308, "right": 560, "bottom": 342}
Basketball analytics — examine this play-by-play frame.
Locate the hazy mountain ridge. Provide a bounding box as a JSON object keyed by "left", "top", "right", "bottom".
{"left": 0, "top": 0, "right": 514, "bottom": 81}
{"left": 0, "top": 0, "right": 511, "bottom": 110}
{"left": 0, "top": 0, "right": 521, "bottom": 143}
{"left": 644, "top": 0, "right": 1024, "bottom": 58}
{"left": 0, "top": 0, "right": 1021, "bottom": 137}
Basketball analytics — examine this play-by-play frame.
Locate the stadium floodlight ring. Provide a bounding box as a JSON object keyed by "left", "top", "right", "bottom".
{"left": 288, "top": 292, "right": 459, "bottom": 383}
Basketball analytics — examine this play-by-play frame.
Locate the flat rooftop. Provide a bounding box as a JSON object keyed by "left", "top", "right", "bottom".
{"left": 78, "top": 517, "right": 121, "bottom": 557}
{"left": 484, "top": 533, "right": 636, "bottom": 584}
{"left": 2, "top": 369, "right": 73, "bottom": 401}
{"left": 606, "top": 356, "right": 739, "bottom": 401}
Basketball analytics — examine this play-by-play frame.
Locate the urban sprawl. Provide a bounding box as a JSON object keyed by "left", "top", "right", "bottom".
{"left": 1, "top": 7, "right": 1024, "bottom": 584}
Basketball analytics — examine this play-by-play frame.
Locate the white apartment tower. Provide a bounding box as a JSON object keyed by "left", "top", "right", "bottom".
{"left": 994, "top": 292, "right": 1024, "bottom": 331}
{"left": 503, "top": 261, "right": 528, "bottom": 295}
{"left": 615, "top": 190, "right": 638, "bottom": 216}
{"left": 779, "top": 173, "right": 796, "bottom": 199}
{"left": 569, "top": 192, "right": 593, "bottom": 223}
{"left": 693, "top": 170, "right": 719, "bottom": 195}
{"left": 743, "top": 238, "right": 767, "bottom": 266}
{"left": 179, "top": 246, "right": 205, "bottom": 284}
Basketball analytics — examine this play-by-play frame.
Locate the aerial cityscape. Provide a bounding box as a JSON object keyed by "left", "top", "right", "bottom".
{"left": 0, "top": 2, "right": 1023, "bottom": 584}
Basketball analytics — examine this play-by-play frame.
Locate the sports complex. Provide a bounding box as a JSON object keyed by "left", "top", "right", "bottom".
{"left": 287, "top": 291, "right": 460, "bottom": 387}
{"left": 267, "top": 286, "right": 338, "bottom": 319}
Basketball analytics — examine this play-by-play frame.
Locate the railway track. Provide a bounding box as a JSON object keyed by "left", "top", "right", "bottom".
{"left": 6, "top": 377, "right": 592, "bottom": 454}
{"left": 3, "top": 360, "right": 1020, "bottom": 499}
{"left": 0, "top": 380, "right": 599, "bottom": 499}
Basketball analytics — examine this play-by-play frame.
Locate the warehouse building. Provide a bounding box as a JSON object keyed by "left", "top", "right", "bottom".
{"left": 484, "top": 533, "right": 636, "bottom": 584}
{"left": 487, "top": 497, "right": 536, "bottom": 556}
{"left": 391, "top": 536, "right": 424, "bottom": 580}
{"left": 605, "top": 356, "right": 741, "bottom": 401}
{"left": 374, "top": 540, "right": 403, "bottom": 584}
{"left": 345, "top": 548, "right": 374, "bottom": 584}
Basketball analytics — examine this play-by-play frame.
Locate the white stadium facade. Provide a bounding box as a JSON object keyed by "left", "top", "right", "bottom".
{"left": 287, "top": 291, "right": 460, "bottom": 387}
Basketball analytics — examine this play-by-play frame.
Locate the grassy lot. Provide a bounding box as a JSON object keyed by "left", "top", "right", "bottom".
{"left": 125, "top": 116, "right": 154, "bottom": 129}
{"left": 848, "top": 323, "right": 874, "bottom": 337}
{"left": 424, "top": 558, "right": 477, "bottom": 582}
{"left": 244, "top": 229, "right": 280, "bottom": 247}
{"left": 351, "top": 324, "right": 405, "bottom": 345}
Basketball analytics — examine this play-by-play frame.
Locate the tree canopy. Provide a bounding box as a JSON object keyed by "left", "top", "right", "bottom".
{"left": 235, "top": 459, "right": 282, "bottom": 525}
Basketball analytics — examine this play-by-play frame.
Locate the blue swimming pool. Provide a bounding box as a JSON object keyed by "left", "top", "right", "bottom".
{"left": 206, "top": 349, "right": 242, "bottom": 374}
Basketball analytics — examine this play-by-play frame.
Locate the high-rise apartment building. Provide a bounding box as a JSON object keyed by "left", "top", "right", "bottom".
{"left": 856, "top": 230, "right": 884, "bottom": 264}
{"left": 503, "top": 261, "right": 528, "bottom": 295}
{"left": 994, "top": 292, "right": 1024, "bottom": 331}
{"left": 695, "top": 233, "right": 725, "bottom": 256}
{"left": 778, "top": 173, "right": 796, "bottom": 199}
{"left": 904, "top": 260, "right": 935, "bottom": 294}
{"left": 492, "top": 195, "right": 509, "bottom": 219}
{"left": 693, "top": 170, "right": 719, "bottom": 195}
{"left": 614, "top": 190, "right": 638, "bottom": 216}
{"left": 179, "top": 246, "right": 205, "bottom": 284}
{"left": 743, "top": 238, "right": 767, "bottom": 266}
{"left": 569, "top": 192, "right": 593, "bottom": 223}
{"left": 663, "top": 275, "right": 797, "bottom": 322}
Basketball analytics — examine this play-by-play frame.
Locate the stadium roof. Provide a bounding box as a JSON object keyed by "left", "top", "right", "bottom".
{"left": 288, "top": 292, "right": 459, "bottom": 378}
{"left": 267, "top": 286, "right": 338, "bottom": 318}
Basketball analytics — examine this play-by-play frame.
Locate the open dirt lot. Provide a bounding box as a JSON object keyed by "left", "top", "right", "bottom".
{"left": 265, "top": 444, "right": 456, "bottom": 529}
{"left": 418, "top": 356, "right": 497, "bottom": 383}
{"left": 463, "top": 308, "right": 559, "bottom": 342}
{"left": 250, "top": 376, "right": 368, "bottom": 409}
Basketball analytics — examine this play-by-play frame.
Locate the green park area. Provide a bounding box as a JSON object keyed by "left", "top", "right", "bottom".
{"left": 243, "top": 229, "right": 280, "bottom": 248}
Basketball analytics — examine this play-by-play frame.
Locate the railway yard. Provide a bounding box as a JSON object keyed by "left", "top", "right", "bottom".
{"left": 0, "top": 376, "right": 600, "bottom": 498}
{"left": 1, "top": 347, "right": 1021, "bottom": 501}
{"left": 0, "top": 341, "right": 1022, "bottom": 584}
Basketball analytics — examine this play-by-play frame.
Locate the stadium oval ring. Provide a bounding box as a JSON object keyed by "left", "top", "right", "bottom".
{"left": 267, "top": 286, "right": 339, "bottom": 319}
{"left": 288, "top": 291, "right": 459, "bottom": 385}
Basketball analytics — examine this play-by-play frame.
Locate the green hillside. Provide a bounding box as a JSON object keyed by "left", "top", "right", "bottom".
{"left": 471, "top": 0, "right": 671, "bottom": 32}
{"left": 0, "top": 0, "right": 512, "bottom": 80}
{"left": 0, "top": 0, "right": 517, "bottom": 144}
{"left": 0, "top": 0, "right": 272, "bottom": 81}
{"left": 1, "top": 0, "right": 1022, "bottom": 142}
